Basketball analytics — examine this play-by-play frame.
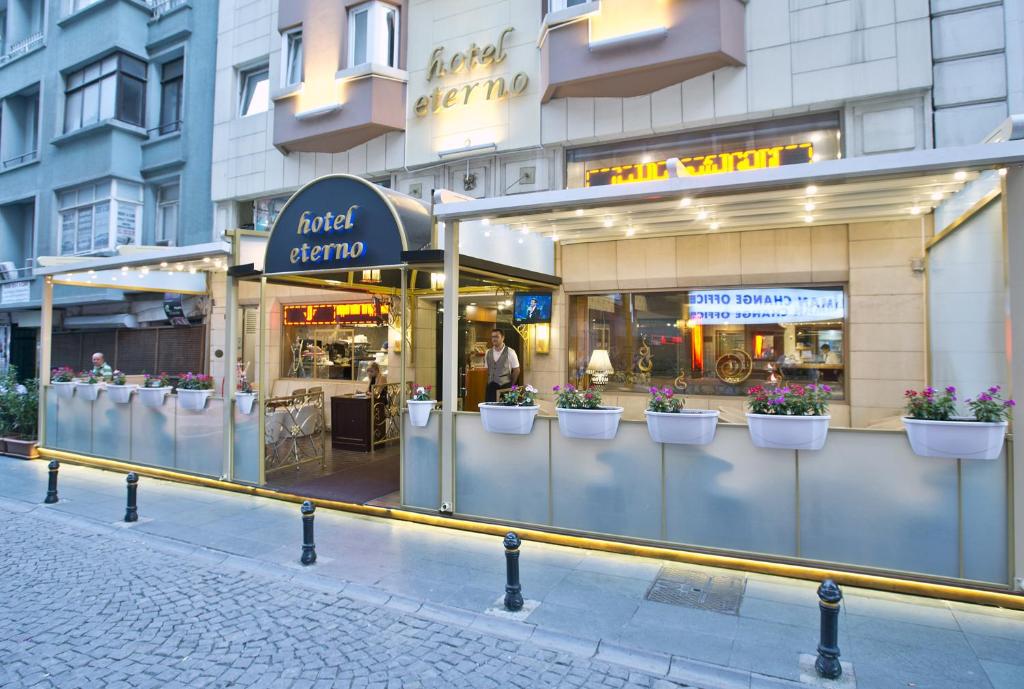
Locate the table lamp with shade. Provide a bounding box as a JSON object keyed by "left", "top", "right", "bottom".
{"left": 587, "top": 349, "right": 614, "bottom": 386}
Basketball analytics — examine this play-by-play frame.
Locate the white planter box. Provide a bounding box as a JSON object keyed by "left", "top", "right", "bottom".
{"left": 75, "top": 382, "right": 100, "bottom": 402}
{"left": 106, "top": 384, "right": 136, "bottom": 405}
{"left": 556, "top": 406, "right": 624, "bottom": 440}
{"left": 645, "top": 409, "right": 720, "bottom": 445}
{"left": 236, "top": 392, "right": 257, "bottom": 415}
{"left": 903, "top": 417, "right": 1008, "bottom": 460}
{"left": 138, "top": 386, "right": 172, "bottom": 408}
{"left": 407, "top": 399, "right": 435, "bottom": 427}
{"left": 478, "top": 403, "right": 540, "bottom": 435}
{"left": 52, "top": 381, "right": 76, "bottom": 400}
{"left": 177, "top": 389, "right": 212, "bottom": 411}
{"left": 746, "top": 413, "right": 830, "bottom": 450}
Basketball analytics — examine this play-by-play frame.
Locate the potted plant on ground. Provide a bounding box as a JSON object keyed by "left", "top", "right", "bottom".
{"left": 176, "top": 372, "right": 214, "bottom": 411}
{"left": 478, "top": 384, "right": 540, "bottom": 434}
{"left": 105, "top": 370, "right": 135, "bottom": 404}
{"left": 236, "top": 376, "right": 257, "bottom": 415}
{"left": 644, "top": 386, "right": 720, "bottom": 445}
{"left": 2, "top": 374, "right": 39, "bottom": 459}
{"left": 407, "top": 385, "right": 435, "bottom": 427}
{"left": 903, "top": 385, "right": 1014, "bottom": 460}
{"left": 553, "top": 384, "right": 624, "bottom": 440}
{"left": 139, "top": 372, "right": 173, "bottom": 408}
{"left": 746, "top": 383, "right": 831, "bottom": 450}
{"left": 51, "top": 366, "right": 76, "bottom": 400}
{"left": 75, "top": 370, "right": 101, "bottom": 402}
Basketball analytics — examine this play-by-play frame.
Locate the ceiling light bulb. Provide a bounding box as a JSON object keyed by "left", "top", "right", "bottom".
{"left": 930, "top": 190, "right": 943, "bottom": 201}
{"left": 481, "top": 218, "right": 490, "bottom": 226}
{"left": 709, "top": 221, "right": 720, "bottom": 231}
{"left": 696, "top": 209, "right": 709, "bottom": 221}
{"left": 160, "top": 261, "right": 168, "bottom": 268}
{"left": 202, "top": 257, "right": 211, "bottom": 263}
{"left": 603, "top": 217, "right": 613, "bottom": 227}
{"left": 189, "top": 267, "right": 197, "bottom": 274}
{"left": 625, "top": 227, "right": 636, "bottom": 237}
{"left": 141, "top": 267, "right": 150, "bottom": 275}
{"left": 910, "top": 205, "right": 922, "bottom": 216}
{"left": 175, "top": 264, "right": 184, "bottom": 271}
{"left": 804, "top": 215, "right": 814, "bottom": 224}
{"left": 121, "top": 266, "right": 128, "bottom": 273}
{"left": 679, "top": 197, "right": 692, "bottom": 208}
{"left": 999, "top": 168, "right": 1008, "bottom": 177}
{"left": 805, "top": 185, "right": 818, "bottom": 195}
{"left": 575, "top": 209, "right": 584, "bottom": 216}
{"left": 551, "top": 235, "right": 558, "bottom": 241}
{"left": 954, "top": 171, "right": 967, "bottom": 182}
{"left": 804, "top": 202, "right": 816, "bottom": 212}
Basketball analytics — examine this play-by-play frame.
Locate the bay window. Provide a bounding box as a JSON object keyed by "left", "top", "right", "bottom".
{"left": 58, "top": 179, "right": 141, "bottom": 255}
{"left": 64, "top": 53, "right": 147, "bottom": 133}
{"left": 569, "top": 287, "right": 847, "bottom": 399}
{"left": 347, "top": 1, "right": 399, "bottom": 69}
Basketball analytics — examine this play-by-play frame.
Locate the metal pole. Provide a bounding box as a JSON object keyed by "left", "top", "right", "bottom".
{"left": 300, "top": 500, "right": 317, "bottom": 565}
{"left": 257, "top": 276, "right": 268, "bottom": 486}
{"left": 44, "top": 460, "right": 59, "bottom": 504}
{"left": 815, "top": 579, "right": 843, "bottom": 679}
{"left": 124, "top": 472, "right": 139, "bottom": 523}
{"left": 503, "top": 531, "right": 524, "bottom": 611}
{"left": 223, "top": 266, "right": 238, "bottom": 482}
{"left": 440, "top": 219, "right": 459, "bottom": 512}
{"left": 38, "top": 276, "right": 53, "bottom": 447}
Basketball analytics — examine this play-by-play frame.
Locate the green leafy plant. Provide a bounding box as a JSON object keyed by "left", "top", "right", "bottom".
{"left": 410, "top": 385, "right": 432, "bottom": 401}
{"left": 0, "top": 368, "right": 39, "bottom": 440}
{"left": 553, "top": 384, "right": 602, "bottom": 410}
{"left": 77, "top": 370, "right": 99, "bottom": 385}
{"left": 904, "top": 386, "right": 957, "bottom": 421}
{"left": 748, "top": 383, "right": 831, "bottom": 416}
{"left": 143, "top": 372, "right": 172, "bottom": 388}
{"left": 237, "top": 376, "right": 253, "bottom": 394}
{"left": 110, "top": 370, "right": 127, "bottom": 386}
{"left": 497, "top": 384, "right": 538, "bottom": 407}
{"left": 647, "top": 386, "right": 683, "bottom": 413}
{"left": 966, "top": 386, "right": 1015, "bottom": 423}
{"left": 51, "top": 367, "right": 75, "bottom": 383}
{"left": 177, "top": 373, "right": 213, "bottom": 391}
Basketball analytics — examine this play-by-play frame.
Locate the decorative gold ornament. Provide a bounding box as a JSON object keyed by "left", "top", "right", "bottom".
{"left": 637, "top": 337, "right": 653, "bottom": 373}
{"left": 716, "top": 349, "right": 753, "bottom": 384}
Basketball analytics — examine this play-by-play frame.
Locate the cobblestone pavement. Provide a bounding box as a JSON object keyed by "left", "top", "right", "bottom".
{"left": 0, "top": 507, "right": 685, "bottom": 689}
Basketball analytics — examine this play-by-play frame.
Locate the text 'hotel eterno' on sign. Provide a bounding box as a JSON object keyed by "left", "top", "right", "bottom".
{"left": 288, "top": 205, "right": 363, "bottom": 266}
{"left": 688, "top": 289, "right": 845, "bottom": 324}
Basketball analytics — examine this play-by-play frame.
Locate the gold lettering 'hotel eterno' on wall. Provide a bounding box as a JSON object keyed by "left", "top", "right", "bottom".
{"left": 413, "top": 27, "right": 529, "bottom": 117}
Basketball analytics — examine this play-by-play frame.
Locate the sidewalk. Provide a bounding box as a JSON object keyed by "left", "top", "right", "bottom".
{"left": 2, "top": 455, "right": 1023, "bottom": 689}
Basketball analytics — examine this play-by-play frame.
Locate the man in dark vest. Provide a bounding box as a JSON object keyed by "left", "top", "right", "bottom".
{"left": 485, "top": 328, "right": 520, "bottom": 403}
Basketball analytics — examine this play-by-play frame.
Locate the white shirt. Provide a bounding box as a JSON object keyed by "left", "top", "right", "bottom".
{"left": 490, "top": 345, "right": 520, "bottom": 369}
{"left": 823, "top": 351, "right": 841, "bottom": 365}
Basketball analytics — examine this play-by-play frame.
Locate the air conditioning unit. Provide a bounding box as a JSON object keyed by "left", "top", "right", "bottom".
{"left": 63, "top": 314, "right": 139, "bottom": 329}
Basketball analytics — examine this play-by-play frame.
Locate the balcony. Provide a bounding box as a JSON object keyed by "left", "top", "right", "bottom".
{"left": 148, "top": 0, "right": 188, "bottom": 19}
{"left": 0, "top": 31, "right": 43, "bottom": 67}
{"left": 272, "top": 66, "right": 407, "bottom": 154}
{"left": 539, "top": 0, "right": 746, "bottom": 102}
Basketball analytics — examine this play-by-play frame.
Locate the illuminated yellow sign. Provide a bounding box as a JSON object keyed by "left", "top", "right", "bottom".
{"left": 414, "top": 27, "right": 529, "bottom": 117}
{"left": 584, "top": 143, "right": 814, "bottom": 187}
{"left": 283, "top": 302, "right": 389, "bottom": 326}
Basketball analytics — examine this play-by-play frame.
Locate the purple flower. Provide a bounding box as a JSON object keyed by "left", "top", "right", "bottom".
{"left": 979, "top": 392, "right": 993, "bottom": 402}
{"left": 821, "top": 385, "right": 832, "bottom": 393}
{"left": 945, "top": 386, "right": 956, "bottom": 394}
{"left": 1005, "top": 399, "right": 1016, "bottom": 407}
{"left": 552, "top": 385, "right": 560, "bottom": 392}
{"left": 649, "top": 387, "right": 658, "bottom": 394}
{"left": 989, "top": 385, "right": 1001, "bottom": 394}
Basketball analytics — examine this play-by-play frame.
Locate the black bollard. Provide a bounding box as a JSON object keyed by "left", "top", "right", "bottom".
{"left": 300, "top": 501, "right": 317, "bottom": 565}
{"left": 503, "top": 532, "right": 524, "bottom": 611}
{"left": 44, "top": 460, "right": 60, "bottom": 504}
{"left": 815, "top": 579, "right": 843, "bottom": 680}
{"left": 124, "top": 472, "right": 139, "bottom": 523}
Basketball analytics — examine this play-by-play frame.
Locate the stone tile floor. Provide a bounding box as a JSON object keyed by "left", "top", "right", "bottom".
{"left": 1, "top": 455, "right": 1023, "bottom": 689}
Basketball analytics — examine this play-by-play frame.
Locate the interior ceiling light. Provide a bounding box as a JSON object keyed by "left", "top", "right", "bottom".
{"left": 999, "top": 168, "right": 1008, "bottom": 177}
{"left": 574, "top": 209, "right": 584, "bottom": 216}
{"left": 804, "top": 215, "right": 814, "bottom": 224}
{"left": 910, "top": 205, "right": 922, "bottom": 216}
{"left": 189, "top": 267, "right": 197, "bottom": 274}
{"left": 804, "top": 201, "right": 816, "bottom": 212}
{"left": 679, "top": 197, "right": 692, "bottom": 208}
{"left": 709, "top": 220, "right": 720, "bottom": 231}
{"left": 202, "top": 257, "right": 211, "bottom": 263}
{"left": 481, "top": 218, "right": 490, "bottom": 226}
{"left": 160, "top": 261, "right": 168, "bottom": 268}
{"left": 625, "top": 226, "right": 636, "bottom": 237}
{"left": 930, "top": 190, "right": 943, "bottom": 201}
{"left": 805, "top": 184, "right": 818, "bottom": 195}
{"left": 954, "top": 170, "right": 967, "bottom": 182}
{"left": 696, "top": 209, "right": 709, "bottom": 221}
{"left": 603, "top": 217, "right": 613, "bottom": 227}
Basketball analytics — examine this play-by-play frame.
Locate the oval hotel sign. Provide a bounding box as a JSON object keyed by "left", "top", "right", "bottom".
{"left": 263, "top": 175, "right": 431, "bottom": 276}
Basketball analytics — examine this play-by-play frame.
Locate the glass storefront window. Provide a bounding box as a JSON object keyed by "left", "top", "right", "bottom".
{"left": 569, "top": 287, "right": 846, "bottom": 398}
{"left": 281, "top": 302, "right": 390, "bottom": 382}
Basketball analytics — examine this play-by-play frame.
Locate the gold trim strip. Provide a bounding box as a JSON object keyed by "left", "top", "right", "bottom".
{"left": 926, "top": 187, "right": 1001, "bottom": 250}
{"left": 49, "top": 280, "right": 208, "bottom": 295}
{"left": 36, "top": 447, "right": 1024, "bottom": 610}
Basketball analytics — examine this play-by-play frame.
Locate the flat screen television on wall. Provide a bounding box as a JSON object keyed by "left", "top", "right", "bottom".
{"left": 513, "top": 292, "right": 552, "bottom": 325}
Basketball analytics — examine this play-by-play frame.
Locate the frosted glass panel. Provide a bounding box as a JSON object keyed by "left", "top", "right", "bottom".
{"left": 56, "top": 394, "right": 93, "bottom": 454}
{"left": 455, "top": 414, "right": 550, "bottom": 524}
{"left": 130, "top": 397, "right": 177, "bottom": 469}
{"left": 175, "top": 398, "right": 225, "bottom": 477}
{"left": 929, "top": 200, "right": 1007, "bottom": 400}
{"left": 664, "top": 425, "right": 797, "bottom": 556}
{"left": 961, "top": 452, "right": 1009, "bottom": 584}
{"left": 92, "top": 393, "right": 132, "bottom": 460}
{"left": 551, "top": 421, "right": 662, "bottom": 539}
{"left": 233, "top": 402, "right": 261, "bottom": 484}
{"left": 402, "top": 411, "right": 440, "bottom": 510}
{"left": 799, "top": 430, "right": 959, "bottom": 577}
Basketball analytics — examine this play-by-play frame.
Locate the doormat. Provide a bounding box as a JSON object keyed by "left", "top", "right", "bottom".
{"left": 645, "top": 565, "right": 746, "bottom": 614}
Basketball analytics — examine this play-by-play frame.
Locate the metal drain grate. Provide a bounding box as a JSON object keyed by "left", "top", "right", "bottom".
{"left": 646, "top": 565, "right": 746, "bottom": 614}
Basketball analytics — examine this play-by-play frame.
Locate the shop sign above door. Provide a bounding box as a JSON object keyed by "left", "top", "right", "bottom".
{"left": 263, "top": 175, "right": 431, "bottom": 276}
{"left": 688, "top": 288, "right": 844, "bottom": 324}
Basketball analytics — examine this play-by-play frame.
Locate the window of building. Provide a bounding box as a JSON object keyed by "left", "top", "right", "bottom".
{"left": 566, "top": 113, "right": 843, "bottom": 188}
{"left": 282, "top": 301, "right": 391, "bottom": 382}
{"left": 253, "top": 194, "right": 290, "bottom": 231}
{"left": 64, "top": 53, "right": 147, "bottom": 133}
{"left": 57, "top": 179, "right": 141, "bottom": 255}
{"left": 156, "top": 180, "right": 180, "bottom": 245}
{"left": 238, "top": 64, "right": 269, "bottom": 117}
{"left": 347, "top": 1, "right": 398, "bottom": 69}
{"left": 283, "top": 29, "right": 303, "bottom": 86}
{"left": 569, "top": 287, "right": 846, "bottom": 399}
{"left": 549, "top": 0, "right": 589, "bottom": 11}
{"left": 68, "top": 0, "right": 101, "bottom": 14}
{"left": 158, "top": 57, "right": 183, "bottom": 135}
{"left": 1, "top": 87, "right": 39, "bottom": 168}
